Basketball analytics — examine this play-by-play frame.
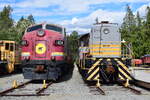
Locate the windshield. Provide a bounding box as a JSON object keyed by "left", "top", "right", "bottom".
{"left": 46, "top": 25, "right": 62, "bottom": 33}
{"left": 27, "top": 25, "right": 42, "bottom": 32}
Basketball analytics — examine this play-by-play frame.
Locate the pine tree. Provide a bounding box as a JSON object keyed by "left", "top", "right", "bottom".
{"left": 120, "top": 5, "right": 140, "bottom": 58}
{"left": 0, "top": 5, "right": 13, "bottom": 40}
{"left": 15, "top": 16, "right": 35, "bottom": 43}
{"left": 20, "top": 16, "right": 25, "bottom": 21}
{"left": 143, "top": 6, "right": 150, "bottom": 54}
{"left": 68, "top": 31, "right": 78, "bottom": 61}
{"left": 121, "top": 5, "right": 136, "bottom": 42}
{"left": 27, "top": 14, "right": 35, "bottom": 24}
{"left": 122, "top": 5, "right": 136, "bottom": 29}
{"left": 136, "top": 11, "right": 141, "bottom": 27}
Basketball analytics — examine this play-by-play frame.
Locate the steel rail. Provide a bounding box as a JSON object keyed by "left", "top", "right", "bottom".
{"left": 96, "top": 87, "right": 106, "bottom": 95}
{"left": 117, "top": 80, "right": 142, "bottom": 95}
{"left": 89, "top": 86, "right": 106, "bottom": 95}
{"left": 125, "top": 86, "right": 141, "bottom": 95}
{"left": 0, "top": 94, "right": 50, "bottom": 96}
{"left": 0, "top": 80, "right": 53, "bottom": 96}
{"left": 133, "top": 79, "right": 150, "bottom": 91}
{"left": 36, "top": 81, "right": 53, "bottom": 95}
{"left": 0, "top": 80, "right": 32, "bottom": 96}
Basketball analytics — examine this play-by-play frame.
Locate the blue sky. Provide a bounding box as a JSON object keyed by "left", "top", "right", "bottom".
{"left": 0, "top": 0, "right": 150, "bottom": 34}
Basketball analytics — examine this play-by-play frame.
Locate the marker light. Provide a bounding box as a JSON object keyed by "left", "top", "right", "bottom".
{"left": 21, "top": 40, "right": 28, "bottom": 46}
{"left": 55, "top": 40, "right": 64, "bottom": 46}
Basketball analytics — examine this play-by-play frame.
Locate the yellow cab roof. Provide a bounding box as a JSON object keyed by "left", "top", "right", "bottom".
{"left": 0, "top": 40, "right": 15, "bottom": 44}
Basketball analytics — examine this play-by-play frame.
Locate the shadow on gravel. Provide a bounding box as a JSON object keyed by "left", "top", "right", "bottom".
{"left": 56, "top": 64, "right": 74, "bottom": 83}
{"left": 0, "top": 69, "right": 22, "bottom": 78}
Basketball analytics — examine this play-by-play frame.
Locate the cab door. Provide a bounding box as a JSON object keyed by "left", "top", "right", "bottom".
{"left": 35, "top": 40, "right": 47, "bottom": 58}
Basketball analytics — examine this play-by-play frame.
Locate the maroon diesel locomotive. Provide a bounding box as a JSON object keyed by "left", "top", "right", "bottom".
{"left": 21, "top": 23, "right": 71, "bottom": 80}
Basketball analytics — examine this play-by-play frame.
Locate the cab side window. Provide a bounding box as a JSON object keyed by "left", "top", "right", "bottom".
{"left": 5, "top": 43, "right": 9, "bottom": 50}
{"left": 10, "top": 43, "right": 14, "bottom": 51}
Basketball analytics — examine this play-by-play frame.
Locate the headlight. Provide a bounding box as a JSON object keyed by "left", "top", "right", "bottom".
{"left": 55, "top": 40, "right": 64, "bottom": 46}
{"left": 21, "top": 40, "right": 28, "bottom": 46}
{"left": 37, "top": 29, "right": 45, "bottom": 36}
{"left": 103, "top": 28, "right": 109, "bottom": 34}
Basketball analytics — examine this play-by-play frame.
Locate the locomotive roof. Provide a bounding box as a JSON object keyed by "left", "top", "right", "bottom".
{"left": 78, "top": 33, "right": 89, "bottom": 40}
{"left": 27, "top": 23, "right": 63, "bottom": 29}
{"left": 93, "top": 21, "right": 118, "bottom": 25}
{"left": 0, "top": 40, "right": 15, "bottom": 43}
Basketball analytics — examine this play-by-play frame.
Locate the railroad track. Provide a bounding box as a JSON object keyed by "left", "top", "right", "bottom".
{"left": 0, "top": 80, "right": 53, "bottom": 96}
{"left": 89, "top": 85, "right": 141, "bottom": 95}
{"left": 89, "top": 79, "right": 150, "bottom": 95}
{"left": 133, "top": 79, "right": 150, "bottom": 91}
{"left": 89, "top": 86, "right": 105, "bottom": 95}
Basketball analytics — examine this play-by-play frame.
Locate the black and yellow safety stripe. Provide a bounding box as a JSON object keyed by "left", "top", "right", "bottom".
{"left": 86, "top": 59, "right": 102, "bottom": 80}
{"left": 85, "top": 58, "right": 133, "bottom": 81}
{"left": 114, "top": 58, "right": 133, "bottom": 80}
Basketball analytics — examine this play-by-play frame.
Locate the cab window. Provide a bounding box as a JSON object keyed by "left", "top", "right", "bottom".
{"left": 10, "top": 43, "right": 14, "bottom": 51}
{"left": 46, "top": 25, "right": 62, "bottom": 33}
{"left": 27, "top": 25, "right": 42, "bottom": 32}
{"left": 5, "top": 43, "right": 9, "bottom": 50}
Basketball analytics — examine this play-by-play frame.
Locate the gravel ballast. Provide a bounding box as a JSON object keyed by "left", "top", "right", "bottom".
{"left": 0, "top": 65, "right": 150, "bottom": 100}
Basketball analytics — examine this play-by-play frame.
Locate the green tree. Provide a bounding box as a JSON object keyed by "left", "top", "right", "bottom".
{"left": 14, "top": 15, "right": 35, "bottom": 43}
{"left": 142, "top": 6, "right": 150, "bottom": 54}
{"left": 0, "top": 5, "right": 13, "bottom": 40}
{"left": 68, "top": 31, "right": 79, "bottom": 61}
{"left": 27, "top": 14, "right": 35, "bottom": 24}
{"left": 120, "top": 5, "right": 140, "bottom": 58}
{"left": 20, "top": 16, "right": 25, "bottom": 21}
{"left": 122, "top": 5, "right": 136, "bottom": 29}
{"left": 0, "top": 6, "right": 36, "bottom": 43}
{"left": 121, "top": 5, "right": 150, "bottom": 58}
{"left": 136, "top": 11, "right": 142, "bottom": 27}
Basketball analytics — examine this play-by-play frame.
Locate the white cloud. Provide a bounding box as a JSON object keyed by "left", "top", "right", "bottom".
{"left": 81, "top": 9, "right": 125, "bottom": 25}
{"left": 8, "top": 0, "right": 150, "bottom": 13}
{"left": 71, "top": 17, "right": 79, "bottom": 24}
{"left": 1, "top": 0, "right": 149, "bottom": 17}
{"left": 60, "top": 9, "right": 125, "bottom": 34}
{"left": 61, "top": 2, "right": 150, "bottom": 34}
{"left": 136, "top": 3, "right": 150, "bottom": 17}
{"left": 0, "top": 0, "right": 149, "bottom": 34}
{"left": 0, "top": 3, "right": 13, "bottom": 8}
{"left": 67, "top": 27, "right": 90, "bottom": 34}
{"left": 13, "top": 8, "right": 53, "bottom": 17}
{"left": 15, "top": 0, "right": 60, "bottom": 8}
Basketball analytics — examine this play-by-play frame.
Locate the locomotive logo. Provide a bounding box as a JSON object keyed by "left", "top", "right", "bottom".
{"left": 36, "top": 43, "right": 46, "bottom": 54}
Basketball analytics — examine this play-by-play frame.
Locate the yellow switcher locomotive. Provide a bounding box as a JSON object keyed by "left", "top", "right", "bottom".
{"left": 78, "top": 21, "right": 133, "bottom": 84}
{"left": 0, "top": 41, "right": 21, "bottom": 74}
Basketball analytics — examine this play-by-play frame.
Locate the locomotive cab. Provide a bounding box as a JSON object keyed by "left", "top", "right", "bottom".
{"left": 78, "top": 21, "right": 133, "bottom": 84}
{"left": 0, "top": 41, "right": 20, "bottom": 73}
{"left": 21, "top": 23, "right": 70, "bottom": 80}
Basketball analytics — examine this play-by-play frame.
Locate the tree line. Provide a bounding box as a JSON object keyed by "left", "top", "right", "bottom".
{"left": 120, "top": 5, "right": 150, "bottom": 58}
{"left": 0, "top": 5, "right": 35, "bottom": 43}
